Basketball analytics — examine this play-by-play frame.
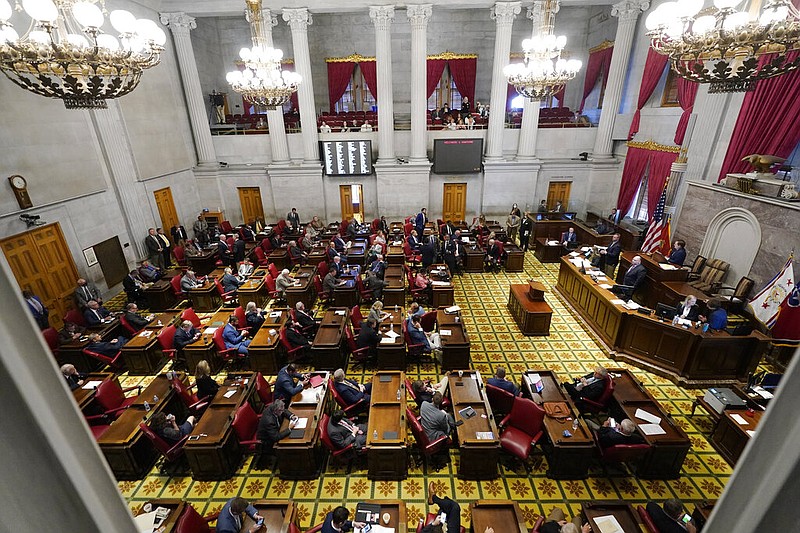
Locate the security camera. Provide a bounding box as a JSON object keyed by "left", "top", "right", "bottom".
{"left": 20, "top": 214, "right": 44, "bottom": 227}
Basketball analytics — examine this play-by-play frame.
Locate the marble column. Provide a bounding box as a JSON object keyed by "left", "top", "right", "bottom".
{"left": 283, "top": 8, "right": 319, "bottom": 163}
{"left": 591, "top": 0, "right": 649, "bottom": 159}
{"left": 160, "top": 12, "right": 217, "bottom": 166}
{"left": 370, "top": 5, "right": 396, "bottom": 163}
{"left": 407, "top": 4, "right": 433, "bottom": 163}
{"left": 253, "top": 8, "right": 290, "bottom": 164}
{"left": 485, "top": 2, "right": 521, "bottom": 161}
{"left": 516, "top": 1, "right": 548, "bottom": 161}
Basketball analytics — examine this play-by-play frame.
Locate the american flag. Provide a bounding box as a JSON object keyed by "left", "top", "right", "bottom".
{"left": 641, "top": 181, "right": 670, "bottom": 254}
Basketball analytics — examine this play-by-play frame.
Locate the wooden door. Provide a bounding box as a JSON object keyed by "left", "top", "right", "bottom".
{"left": 1, "top": 223, "right": 79, "bottom": 329}
{"left": 153, "top": 187, "right": 179, "bottom": 242}
{"left": 94, "top": 237, "right": 127, "bottom": 288}
{"left": 442, "top": 183, "right": 467, "bottom": 223}
{"left": 546, "top": 181, "right": 572, "bottom": 211}
{"left": 339, "top": 184, "right": 364, "bottom": 223}
{"left": 238, "top": 187, "right": 265, "bottom": 225}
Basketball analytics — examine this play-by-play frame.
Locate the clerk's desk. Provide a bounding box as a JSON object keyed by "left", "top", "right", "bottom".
{"left": 556, "top": 257, "right": 766, "bottom": 387}
{"left": 616, "top": 251, "right": 708, "bottom": 310}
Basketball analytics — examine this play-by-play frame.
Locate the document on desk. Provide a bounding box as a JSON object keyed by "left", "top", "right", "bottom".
{"left": 384, "top": 330, "right": 400, "bottom": 339}
{"left": 634, "top": 408, "right": 662, "bottom": 425}
{"left": 380, "top": 337, "right": 395, "bottom": 344}
{"left": 445, "top": 305, "right": 461, "bottom": 314}
{"left": 440, "top": 329, "right": 452, "bottom": 336}
{"left": 431, "top": 281, "right": 450, "bottom": 286}
{"left": 622, "top": 301, "right": 640, "bottom": 310}
{"left": 335, "top": 310, "right": 346, "bottom": 316}
{"left": 569, "top": 251, "right": 581, "bottom": 257}
{"left": 355, "top": 526, "right": 394, "bottom": 533}
{"left": 297, "top": 387, "right": 321, "bottom": 404}
{"left": 638, "top": 423, "right": 666, "bottom": 436}
{"left": 731, "top": 413, "right": 749, "bottom": 425}
{"left": 82, "top": 380, "right": 104, "bottom": 390}
{"left": 294, "top": 417, "right": 309, "bottom": 429}
{"left": 746, "top": 430, "right": 757, "bottom": 437}
{"left": 610, "top": 299, "right": 626, "bottom": 305}
{"left": 269, "top": 311, "right": 282, "bottom": 318}
{"left": 138, "top": 330, "right": 153, "bottom": 338}
{"left": 581, "top": 246, "right": 592, "bottom": 252}
{"left": 599, "top": 283, "right": 614, "bottom": 289}
{"left": 659, "top": 263, "right": 678, "bottom": 270}
{"left": 134, "top": 510, "right": 157, "bottom": 533}
{"left": 752, "top": 386, "right": 773, "bottom": 399}
{"left": 592, "top": 514, "right": 624, "bottom": 533}
{"left": 547, "top": 240, "right": 560, "bottom": 246}
{"left": 204, "top": 327, "right": 218, "bottom": 335}
{"left": 223, "top": 388, "right": 238, "bottom": 398}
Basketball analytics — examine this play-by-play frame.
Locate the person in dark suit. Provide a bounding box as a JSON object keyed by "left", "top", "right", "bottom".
{"left": 356, "top": 318, "right": 381, "bottom": 360}
{"left": 379, "top": 216, "right": 390, "bottom": 236}
{"left": 364, "top": 270, "right": 387, "bottom": 300}
{"left": 274, "top": 364, "right": 308, "bottom": 404}
{"left": 239, "top": 224, "right": 256, "bottom": 242}
{"left": 216, "top": 497, "right": 265, "bottom": 533}
{"left": 487, "top": 367, "right": 520, "bottom": 396}
{"left": 700, "top": 297, "right": 728, "bottom": 331}
{"left": 59, "top": 322, "right": 86, "bottom": 345}
{"left": 615, "top": 255, "right": 646, "bottom": 299}
{"left": 551, "top": 200, "right": 563, "bottom": 213}
{"left": 285, "top": 320, "right": 311, "bottom": 354}
{"left": 320, "top": 506, "right": 366, "bottom": 533}
{"left": 327, "top": 410, "right": 367, "bottom": 450}
{"left": 245, "top": 301, "right": 266, "bottom": 333}
{"left": 420, "top": 237, "right": 437, "bottom": 269}
{"left": 484, "top": 239, "right": 501, "bottom": 273}
{"left": 74, "top": 278, "right": 102, "bottom": 309}
{"left": 257, "top": 399, "right": 297, "bottom": 452}
{"left": 222, "top": 315, "right": 251, "bottom": 354}
{"left": 149, "top": 411, "right": 195, "bottom": 443}
{"left": 22, "top": 290, "right": 49, "bottom": 330}
{"left": 675, "top": 295, "right": 700, "bottom": 321}
{"left": 221, "top": 267, "right": 242, "bottom": 294}
{"left": 122, "top": 271, "right": 147, "bottom": 307}
{"left": 591, "top": 418, "right": 645, "bottom": 448}
{"left": 333, "top": 368, "right": 372, "bottom": 408}
{"left": 563, "top": 366, "right": 608, "bottom": 404}
{"left": 286, "top": 208, "right": 301, "bottom": 233}
{"left": 145, "top": 227, "right": 165, "bottom": 270}
{"left": 646, "top": 499, "right": 696, "bottom": 533}
{"left": 267, "top": 229, "right": 282, "bottom": 250}
{"left": 83, "top": 300, "right": 111, "bottom": 326}
{"left": 218, "top": 234, "right": 234, "bottom": 267}
{"left": 156, "top": 228, "right": 172, "bottom": 268}
{"left": 61, "top": 364, "right": 86, "bottom": 391}
{"left": 333, "top": 234, "right": 348, "bottom": 252}
{"left": 294, "top": 301, "right": 317, "bottom": 335}
{"left": 323, "top": 270, "right": 346, "bottom": 296}
{"left": 194, "top": 360, "right": 219, "bottom": 400}
{"left": 666, "top": 239, "right": 687, "bottom": 266}
{"left": 123, "top": 303, "right": 150, "bottom": 331}
{"left": 86, "top": 333, "right": 127, "bottom": 356}
{"left": 232, "top": 234, "right": 246, "bottom": 264}
{"left": 287, "top": 240, "right": 307, "bottom": 264}
{"left": 407, "top": 230, "right": 421, "bottom": 251}
{"left": 561, "top": 227, "right": 577, "bottom": 248}
{"left": 415, "top": 207, "right": 428, "bottom": 236}
{"left": 441, "top": 234, "right": 463, "bottom": 276}
{"left": 423, "top": 484, "right": 463, "bottom": 533}
{"left": 368, "top": 254, "right": 387, "bottom": 279}
{"left": 170, "top": 224, "right": 188, "bottom": 247}
{"left": 173, "top": 320, "right": 200, "bottom": 369}
{"left": 599, "top": 233, "right": 622, "bottom": 277}
{"left": 519, "top": 212, "right": 534, "bottom": 252}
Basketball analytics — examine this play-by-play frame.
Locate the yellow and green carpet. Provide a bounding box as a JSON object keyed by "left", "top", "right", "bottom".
{"left": 112, "top": 253, "right": 737, "bottom": 529}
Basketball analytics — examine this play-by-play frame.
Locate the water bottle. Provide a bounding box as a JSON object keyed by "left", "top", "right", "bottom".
{"left": 153, "top": 394, "right": 159, "bottom": 403}
{"left": 395, "top": 304, "right": 398, "bottom": 312}
{"left": 396, "top": 388, "right": 401, "bottom": 400}
{"left": 572, "top": 418, "right": 578, "bottom": 431}
{"left": 672, "top": 315, "right": 678, "bottom": 326}
{"left": 143, "top": 401, "right": 150, "bottom": 412}
{"left": 373, "top": 429, "right": 378, "bottom": 440}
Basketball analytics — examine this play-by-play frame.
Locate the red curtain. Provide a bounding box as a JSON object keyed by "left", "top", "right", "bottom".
{"left": 647, "top": 150, "right": 679, "bottom": 218}
{"left": 718, "top": 51, "right": 800, "bottom": 181}
{"left": 359, "top": 61, "right": 378, "bottom": 102}
{"left": 554, "top": 86, "right": 566, "bottom": 106}
{"left": 448, "top": 57, "right": 477, "bottom": 106}
{"left": 628, "top": 48, "right": 669, "bottom": 140}
{"left": 426, "top": 59, "right": 447, "bottom": 99}
{"left": 674, "top": 76, "right": 699, "bottom": 145}
{"left": 327, "top": 62, "right": 356, "bottom": 113}
{"left": 616, "top": 146, "right": 650, "bottom": 215}
{"left": 507, "top": 83, "right": 518, "bottom": 109}
{"left": 579, "top": 45, "right": 613, "bottom": 112}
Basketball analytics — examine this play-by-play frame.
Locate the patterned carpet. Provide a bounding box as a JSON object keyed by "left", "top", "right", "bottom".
{"left": 113, "top": 252, "right": 736, "bottom": 530}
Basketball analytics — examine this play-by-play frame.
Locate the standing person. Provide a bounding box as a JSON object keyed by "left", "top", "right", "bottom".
{"left": 415, "top": 207, "right": 428, "bottom": 236}
{"left": 599, "top": 233, "right": 622, "bottom": 277}
{"left": 423, "top": 484, "right": 464, "bottom": 533}
{"left": 506, "top": 210, "right": 521, "bottom": 244}
{"left": 551, "top": 200, "right": 563, "bottom": 213}
{"left": 170, "top": 223, "right": 188, "bottom": 247}
{"left": 232, "top": 233, "right": 246, "bottom": 264}
{"left": 192, "top": 215, "right": 209, "bottom": 245}
{"left": 145, "top": 228, "right": 165, "bottom": 270}
{"left": 461, "top": 95, "right": 471, "bottom": 117}
{"left": 286, "top": 208, "right": 301, "bottom": 233}
{"left": 519, "top": 212, "right": 533, "bottom": 252}
{"left": 156, "top": 228, "right": 172, "bottom": 268}
{"left": 22, "top": 290, "right": 49, "bottom": 330}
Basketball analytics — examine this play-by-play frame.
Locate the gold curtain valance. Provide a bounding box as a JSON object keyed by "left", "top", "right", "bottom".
{"left": 589, "top": 39, "right": 614, "bottom": 53}
{"left": 626, "top": 140, "right": 681, "bottom": 153}
{"left": 325, "top": 53, "right": 376, "bottom": 63}
{"left": 427, "top": 51, "right": 478, "bottom": 60}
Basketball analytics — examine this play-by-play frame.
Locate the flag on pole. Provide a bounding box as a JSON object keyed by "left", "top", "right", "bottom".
{"left": 749, "top": 255, "right": 795, "bottom": 327}
{"left": 771, "top": 280, "right": 800, "bottom": 343}
{"left": 641, "top": 181, "right": 670, "bottom": 254}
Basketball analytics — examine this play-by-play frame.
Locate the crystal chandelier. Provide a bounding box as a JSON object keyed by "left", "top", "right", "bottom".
{"left": 0, "top": 0, "right": 165, "bottom": 109}
{"left": 504, "top": 0, "right": 582, "bottom": 101}
{"left": 646, "top": 0, "right": 800, "bottom": 93}
{"left": 226, "top": 0, "right": 300, "bottom": 110}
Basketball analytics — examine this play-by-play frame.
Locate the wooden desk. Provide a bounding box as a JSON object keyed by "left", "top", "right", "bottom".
{"left": 382, "top": 264, "right": 405, "bottom": 308}
{"left": 692, "top": 501, "right": 716, "bottom": 532}
{"left": 534, "top": 237, "right": 564, "bottom": 264}
{"left": 145, "top": 312, "right": 179, "bottom": 329}
{"left": 121, "top": 329, "right": 166, "bottom": 375}
{"left": 429, "top": 264, "right": 454, "bottom": 308}
{"left": 307, "top": 245, "right": 328, "bottom": 266}
{"left": 185, "top": 248, "right": 218, "bottom": 276}
{"left": 386, "top": 244, "right": 405, "bottom": 265}
{"left": 311, "top": 308, "right": 349, "bottom": 370}
{"left": 711, "top": 409, "right": 762, "bottom": 466}
{"left": 241, "top": 500, "right": 299, "bottom": 533}
{"left": 503, "top": 243, "right": 525, "bottom": 271}
{"left": 268, "top": 248, "right": 289, "bottom": 270}
{"left": 377, "top": 308, "right": 405, "bottom": 370}
{"left": 507, "top": 284, "right": 552, "bottom": 336}
{"left": 238, "top": 277, "right": 267, "bottom": 309}
{"left": 347, "top": 241, "right": 367, "bottom": 266}
{"left": 447, "top": 370, "right": 499, "bottom": 479}
{"left": 275, "top": 371, "right": 329, "bottom": 479}
{"left": 249, "top": 310, "right": 288, "bottom": 374}
{"left": 610, "top": 369, "right": 691, "bottom": 479}
{"left": 184, "top": 327, "right": 222, "bottom": 375}
{"left": 437, "top": 308, "right": 470, "bottom": 371}
{"left": 98, "top": 373, "right": 187, "bottom": 479}
{"left": 617, "top": 251, "right": 689, "bottom": 309}
{"left": 286, "top": 265, "right": 317, "bottom": 309}
{"left": 134, "top": 499, "right": 186, "bottom": 533}
{"left": 188, "top": 280, "right": 221, "bottom": 312}
{"left": 333, "top": 265, "right": 360, "bottom": 308}
{"left": 73, "top": 372, "right": 115, "bottom": 414}
{"left": 464, "top": 246, "right": 484, "bottom": 273}
{"left": 581, "top": 502, "right": 643, "bottom": 533}
{"left": 366, "top": 371, "right": 408, "bottom": 480}
{"left": 354, "top": 501, "right": 407, "bottom": 533}
{"left": 469, "top": 501, "right": 527, "bottom": 533}
{"left": 58, "top": 319, "right": 124, "bottom": 373}
{"left": 185, "top": 373, "right": 258, "bottom": 480}
{"left": 144, "top": 279, "right": 177, "bottom": 311}
{"left": 521, "top": 370, "right": 595, "bottom": 479}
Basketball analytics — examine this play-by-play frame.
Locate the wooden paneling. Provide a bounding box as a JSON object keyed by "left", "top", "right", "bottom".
{"left": 153, "top": 187, "right": 179, "bottom": 242}
{"left": 238, "top": 187, "right": 265, "bottom": 225}
{"left": 442, "top": 183, "right": 467, "bottom": 223}
{"left": 546, "top": 181, "right": 571, "bottom": 211}
{"left": 339, "top": 184, "right": 363, "bottom": 222}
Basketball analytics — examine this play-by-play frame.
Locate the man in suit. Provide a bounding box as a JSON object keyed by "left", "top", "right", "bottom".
{"left": 333, "top": 234, "right": 348, "bottom": 253}
{"left": 441, "top": 234, "right": 463, "bottom": 276}
{"left": 666, "top": 239, "right": 687, "bottom": 266}
{"left": 74, "top": 278, "right": 102, "bottom": 309}
{"left": 333, "top": 368, "right": 372, "bottom": 409}
{"left": 363, "top": 270, "right": 387, "bottom": 300}
{"left": 323, "top": 270, "right": 346, "bottom": 296}
{"left": 180, "top": 270, "right": 202, "bottom": 293}
{"left": 274, "top": 363, "right": 308, "bottom": 404}
{"left": 368, "top": 254, "right": 386, "bottom": 279}
{"left": 286, "top": 208, "right": 301, "bottom": 233}
{"left": 551, "top": 200, "right": 563, "bottom": 213}
{"left": 346, "top": 218, "right": 359, "bottom": 240}
{"left": 327, "top": 410, "right": 367, "bottom": 450}
{"left": 563, "top": 366, "right": 608, "bottom": 404}
{"left": 232, "top": 233, "right": 246, "bottom": 264}
{"left": 589, "top": 418, "right": 645, "bottom": 449}
{"left": 379, "top": 216, "right": 390, "bottom": 236}
{"left": 356, "top": 318, "right": 381, "bottom": 360}
{"left": 440, "top": 220, "right": 455, "bottom": 237}
{"left": 599, "top": 233, "right": 622, "bottom": 277}
{"left": 170, "top": 223, "right": 188, "bottom": 247}
{"left": 420, "top": 237, "right": 437, "bottom": 269}
{"left": 145, "top": 227, "right": 165, "bottom": 270}
{"left": 192, "top": 215, "right": 208, "bottom": 245}
{"left": 222, "top": 315, "right": 250, "bottom": 354}
{"left": 239, "top": 224, "right": 255, "bottom": 242}
{"left": 320, "top": 506, "right": 366, "bottom": 533}
{"left": 561, "top": 226, "right": 577, "bottom": 248}
{"left": 487, "top": 366, "right": 519, "bottom": 396}
{"left": 218, "top": 234, "right": 234, "bottom": 268}
{"left": 288, "top": 240, "right": 307, "bottom": 264}
{"left": 137, "top": 260, "right": 161, "bottom": 283}
{"left": 646, "top": 499, "right": 697, "bottom": 533}
{"left": 484, "top": 239, "right": 501, "bottom": 273}
{"left": 256, "top": 399, "right": 297, "bottom": 454}
{"left": 156, "top": 228, "right": 171, "bottom": 268}
{"left": 415, "top": 207, "right": 428, "bottom": 236}
{"left": 407, "top": 230, "right": 421, "bottom": 251}
{"left": 22, "top": 290, "right": 49, "bottom": 330}
{"left": 86, "top": 333, "right": 127, "bottom": 356}
{"left": 123, "top": 303, "right": 150, "bottom": 331}
{"left": 420, "top": 391, "right": 455, "bottom": 442}
{"left": 216, "top": 497, "right": 265, "bottom": 533}
{"left": 83, "top": 300, "right": 111, "bottom": 326}
{"left": 619, "top": 255, "right": 647, "bottom": 298}
{"left": 122, "top": 271, "right": 147, "bottom": 307}
{"left": 221, "top": 267, "right": 243, "bottom": 294}
{"left": 294, "top": 301, "right": 318, "bottom": 335}
{"left": 173, "top": 320, "right": 200, "bottom": 369}
{"left": 519, "top": 212, "right": 534, "bottom": 252}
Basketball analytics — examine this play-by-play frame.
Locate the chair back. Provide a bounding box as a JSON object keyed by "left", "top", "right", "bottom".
{"left": 636, "top": 506, "right": 660, "bottom": 533}
{"left": 406, "top": 407, "right": 432, "bottom": 448}
{"left": 254, "top": 246, "right": 267, "bottom": 265}
{"left": 42, "top": 327, "right": 60, "bottom": 354}
{"left": 691, "top": 258, "right": 730, "bottom": 293}
{"left": 419, "top": 311, "right": 437, "bottom": 332}
{"left": 265, "top": 274, "right": 278, "bottom": 294}
{"left": 734, "top": 276, "right": 755, "bottom": 300}
{"left": 173, "top": 246, "right": 186, "bottom": 266}
{"left": 232, "top": 402, "right": 259, "bottom": 442}
{"left": 505, "top": 396, "right": 545, "bottom": 435}
{"left": 255, "top": 372, "right": 273, "bottom": 405}
{"left": 180, "top": 308, "right": 202, "bottom": 328}
{"left": 212, "top": 326, "right": 227, "bottom": 352}
{"left": 403, "top": 222, "right": 413, "bottom": 237}
{"left": 279, "top": 326, "right": 293, "bottom": 350}
{"left": 139, "top": 422, "right": 175, "bottom": 456}
{"left": 175, "top": 504, "right": 211, "bottom": 533}
{"left": 95, "top": 379, "right": 127, "bottom": 411}
{"left": 64, "top": 308, "right": 87, "bottom": 327}
{"left": 313, "top": 275, "right": 324, "bottom": 295}
{"left": 350, "top": 305, "right": 364, "bottom": 331}
{"left": 170, "top": 275, "right": 184, "bottom": 296}
{"left": 214, "top": 279, "right": 226, "bottom": 297}
{"left": 220, "top": 220, "right": 234, "bottom": 233}
{"left": 268, "top": 263, "right": 280, "bottom": 278}
{"left": 157, "top": 324, "right": 177, "bottom": 351}
{"left": 318, "top": 413, "right": 337, "bottom": 451}
{"left": 597, "top": 376, "right": 615, "bottom": 406}
{"left": 119, "top": 314, "right": 138, "bottom": 336}
{"left": 599, "top": 441, "right": 652, "bottom": 463}
{"left": 371, "top": 218, "right": 380, "bottom": 232}
{"left": 329, "top": 377, "right": 350, "bottom": 409}
{"left": 232, "top": 306, "right": 247, "bottom": 325}
{"left": 171, "top": 377, "right": 200, "bottom": 407}
{"left": 317, "top": 260, "right": 329, "bottom": 279}
{"left": 344, "top": 325, "right": 358, "bottom": 352}
{"left": 261, "top": 237, "right": 273, "bottom": 253}
{"left": 689, "top": 255, "right": 707, "bottom": 276}
{"left": 486, "top": 384, "right": 516, "bottom": 416}
{"left": 226, "top": 236, "right": 235, "bottom": 248}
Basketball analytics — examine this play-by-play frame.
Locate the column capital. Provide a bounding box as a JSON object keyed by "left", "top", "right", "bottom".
{"left": 611, "top": 0, "right": 649, "bottom": 21}
{"left": 282, "top": 8, "right": 312, "bottom": 30}
{"left": 491, "top": 2, "right": 521, "bottom": 25}
{"left": 527, "top": 0, "right": 559, "bottom": 25}
{"left": 247, "top": 7, "right": 278, "bottom": 28}
{"left": 159, "top": 12, "right": 196, "bottom": 32}
{"left": 407, "top": 4, "right": 432, "bottom": 27}
{"left": 370, "top": 5, "right": 396, "bottom": 30}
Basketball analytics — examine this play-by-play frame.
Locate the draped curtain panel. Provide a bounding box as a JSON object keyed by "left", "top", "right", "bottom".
{"left": 616, "top": 146, "right": 651, "bottom": 214}
{"left": 327, "top": 61, "right": 356, "bottom": 112}
{"left": 579, "top": 45, "right": 613, "bottom": 112}
{"left": 718, "top": 51, "right": 800, "bottom": 181}
{"left": 448, "top": 57, "right": 477, "bottom": 105}
{"left": 426, "top": 59, "right": 447, "bottom": 99}
{"left": 507, "top": 83, "right": 518, "bottom": 109}
{"left": 628, "top": 48, "right": 669, "bottom": 140}
{"left": 674, "top": 76, "right": 699, "bottom": 145}
{"left": 554, "top": 86, "right": 566, "bottom": 106}
{"left": 647, "top": 150, "right": 679, "bottom": 218}
{"left": 359, "top": 61, "right": 378, "bottom": 102}
{"left": 282, "top": 62, "right": 299, "bottom": 110}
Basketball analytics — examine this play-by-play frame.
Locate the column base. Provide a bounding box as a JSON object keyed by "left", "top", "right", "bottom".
{"left": 515, "top": 155, "right": 539, "bottom": 163}
{"left": 591, "top": 153, "right": 616, "bottom": 161}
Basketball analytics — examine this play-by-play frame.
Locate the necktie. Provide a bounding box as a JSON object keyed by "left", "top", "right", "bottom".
{"left": 84, "top": 286, "right": 91, "bottom": 299}
{"left": 627, "top": 265, "right": 635, "bottom": 275}
{"left": 29, "top": 298, "right": 42, "bottom": 313}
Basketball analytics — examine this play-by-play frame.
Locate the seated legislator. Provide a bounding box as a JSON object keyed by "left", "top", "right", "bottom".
{"left": 245, "top": 301, "right": 266, "bottom": 333}
{"left": 666, "top": 239, "right": 687, "bottom": 266}
{"left": 407, "top": 230, "right": 421, "bottom": 251}
{"left": 61, "top": 364, "right": 86, "bottom": 391}
{"left": 333, "top": 233, "right": 349, "bottom": 253}
{"left": 561, "top": 226, "right": 578, "bottom": 248}
{"left": 274, "top": 364, "right": 308, "bottom": 404}
{"left": 367, "top": 300, "right": 387, "bottom": 324}
{"left": 420, "top": 391, "right": 455, "bottom": 443}
{"left": 327, "top": 240, "right": 345, "bottom": 262}
{"left": 368, "top": 253, "right": 387, "bottom": 279}
{"left": 538, "top": 507, "right": 590, "bottom": 533}
{"left": 414, "top": 270, "right": 433, "bottom": 301}
{"left": 221, "top": 267, "right": 243, "bottom": 294}
{"left": 174, "top": 320, "right": 201, "bottom": 368}
{"left": 83, "top": 299, "right": 112, "bottom": 326}
{"left": 321, "top": 506, "right": 366, "bottom": 533}
{"left": 287, "top": 240, "right": 308, "bottom": 264}
{"left": 149, "top": 412, "right": 196, "bottom": 444}
{"left": 356, "top": 318, "right": 381, "bottom": 360}
{"left": 137, "top": 261, "right": 162, "bottom": 283}
{"left": 275, "top": 269, "right": 299, "bottom": 298}
{"left": 700, "top": 297, "right": 728, "bottom": 331}
{"left": 408, "top": 301, "right": 426, "bottom": 318}
{"left": 194, "top": 360, "right": 219, "bottom": 400}
{"left": 411, "top": 377, "right": 450, "bottom": 407}
{"left": 329, "top": 255, "right": 346, "bottom": 278}
{"left": 333, "top": 368, "right": 372, "bottom": 408}
{"left": 59, "top": 321, "right": 86, "bottom": 345}
{"left": 646, "top": 499, "right": 698, "bottom": 533}
{"left": 257, "top": 399, "right": 297, "bottom": 453}
{"left": 238, "top": 258, "right": 255, "bottom": 278}
{"left": 323, "top": 271, "right": 346, "bottom": 296}
{"left": 180, "top": 270, "right": 202, "bottom": 292}
{"left": 675, "top": 295, "right": 700, "bottom": 321}
{"left": 310, "top": 215, "right": 325, "bottom": 233}
{"left": 487, "top": 366, "right": 520, "bottom": 396}
{"left": 123, "top": 303, "right": 151, "bottom": 331}
{"left": 484, "top": 239, "right": 501, "bottom": 273}
{"left": 285, "top": 320, "right": 311, "bottom": 354}
{"left": 223, "top": 315, "right": 251, "bottom": 354}
{"left": 294, "top": 301, "right": 318, "bottom": 335}
{"left": 86, "top": 333, "right": 127, "bottom": 355}
{"left": 217, "top": 497, "right": 265, "bottom": 533}
{"left": 327, "top": 410, "right": 367, "bottom": 450}
{"left": 563, "top": 366, "right": 608, "bottom": 404}
{"left": 407, "top": 315, "right": 441, "bottom": 354}
{"left": 613, "top": 255, "right": 646, "bottom": 299}
{"left": 363, "top": 270, "right": 387, "bottom": 300}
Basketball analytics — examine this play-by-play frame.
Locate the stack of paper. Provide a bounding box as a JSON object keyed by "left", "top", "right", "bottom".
{"left": 384, "top": 329, "right": 400, "bottom": 339}
{"left": 593, "top": 514, "right": 624, "bottom": 533}
{"left": 82, "top": 380, "right": 104, "bottom": 390}
{"left": 204, "top": 327, "right": 218, "bottom": 334}
{"left": 547, "top": 240, "right": 560, "bottom": 246}
{"left": 731, "top": 413, "right": 749, "bottom": 425}
{"left": 440, "top": 330, "right": 452, "bottom": 336}
{"left": 638, "top": 424, "right": 666, "bottom": 435}
{"left": 635, "top": 408, "right": 662, "bottom": 425}
{"left": 610, "top": 299, "right": 626, "bottom": 305}
{"left": 599, "top": 283, "right": 613, "bottom": 289}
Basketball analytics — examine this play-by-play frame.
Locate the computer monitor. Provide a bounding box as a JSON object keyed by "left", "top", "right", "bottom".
{"left": 535, "top": 213, "right": 545, "bottom": 221}
{"left": 656, "top": 302, "right": 676, "bottom": 320}
{"left": 562, "top": 212, "right": 576, "bottom": 220}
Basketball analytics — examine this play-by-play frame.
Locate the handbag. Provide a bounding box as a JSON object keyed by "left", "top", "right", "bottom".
{"left": 543, "top": 401, "right": 571, "bottom": 421}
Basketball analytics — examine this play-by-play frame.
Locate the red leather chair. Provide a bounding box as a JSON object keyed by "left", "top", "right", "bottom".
{"left": 214, "top": 279, "right": 238, "bottom": 306}
{"left": 314, "top": 275, "right": 333, "bottom": 306}
{"left": 119, "top": 314, "right": 140, "bottom": 336}
{"left": 260, "top": 237, "right": 273, "bottom": 253}
{"left": 319, "top": 413, "right": 360, "bottom": 466}
{"left": 636, "top": 505, "right": 660, "bottom": 533}
{"left": 578, "top": 376, "right": 615, "bottom": 415}
{"left": 499, "top": 396, "right": 545, "bottom": 469}
{"left": 232, "top": 306, "right": 248, "bottom": 333}
{"left": 82, "top": 345, "right": 125, "bottom": 370}
{"left": 406, "top": 271, "right": 428, "bottom": 304}
{"left": 254, "top": 372, "right": 274, "bottom": 406}
{"left": 355, "top": 275, "right": 374, "bottom": 303}
{"left": 220, "top": 220, "right": 234, "bottom": 233}
{"left": 42, "top": 327, "right": 60, "bottom": 356}
{"left": 403, "top": 222, "right": 413, "bottom": 237}
{"left": 406, "top": 407, "right": 451, "bottom": 470}
{"left": 180, "top": 308, "right": 202, "bottom": 328}
{"left": 253, "top": 246, "right": 269, "bottom": 266}
{"left": 140, "top": 421, "right": 189, "bottom": 474}
{"left": 175, "top": 504, "right": 215, "bottom": 533}
{"left": 402, "top": 318, "right": 429, "bottom": 361}
{"left": 94, "top": 379, "right": 141, "bottom": 419}
{"left": 264, "top": 275, "right": 283, "bottom": 301}
{"left": 403, "top": 242, "right": 422, "bottom": 267}
{"left": 212, "top": 326, "right": 245, "bottom": 367}
{"left": 345, "top": 326, "right": 370, "bottom": 369}
{"left": 64, "top": 308, "right": 87, "bottom": 327}
{"left": 157, "top": 324, "right": 178, "bottom": 364}
{"left": 268, "top": 263, "right": 280, "bottom": 279}
{"left": 170, "top": 275, "right": 186, "bottom": 299}
{"left": 416, "top": 513, "right": 465, "bottom": 533}
{"left": 232, "top": 402, "right": 262, "bottom": 455}
{"left": 330, "top": 376, "right": 368, "bottom": 417}
{"left": 486, "top": 383, "right": 516, "bottom": 417}
{"left": 594, "top": 429, "right": 651, "bottom": 472}
{"left": 280, "top": 326, "right": 306, "bottom": 363}
{"left": 304, "top": 524, "right": 323, "bottom": 533}
{"left": 84, "top": 416, "right": 112, "bottom": 440}
{"left": 172, "top": 245, "right": 187, "bottom": 267}
{"left": 419, "top": 310, "right": 437, "bottom": 332}
{"left": 170, "top": 376, "right": 210, "bottom": 415}
{"left": 317, "top": 260, "right": 329, "bottom": 279}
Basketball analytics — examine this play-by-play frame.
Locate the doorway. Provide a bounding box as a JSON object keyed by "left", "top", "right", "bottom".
{"left": 546, "top": 181, "right": 572, "bottom": 211}
{"left": 238, "top": 187, "right": 265, "bottom": 226}
{"left": 442, "top": 183, "right": 467, "bottom": 223}
{"left": 339, "top": 184, "right": 364, "bottom": 223}
{"left": 153, "top": 187, "right": 179, "bottom": 243}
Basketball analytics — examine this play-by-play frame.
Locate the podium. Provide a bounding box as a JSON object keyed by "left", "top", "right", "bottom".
{"left": 507, "top": 280, "right": 552, "bottom": 336}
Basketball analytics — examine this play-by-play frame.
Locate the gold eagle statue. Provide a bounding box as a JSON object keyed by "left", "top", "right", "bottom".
{"left": 741, "top": 154, "right": 785, "bottom": 173}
